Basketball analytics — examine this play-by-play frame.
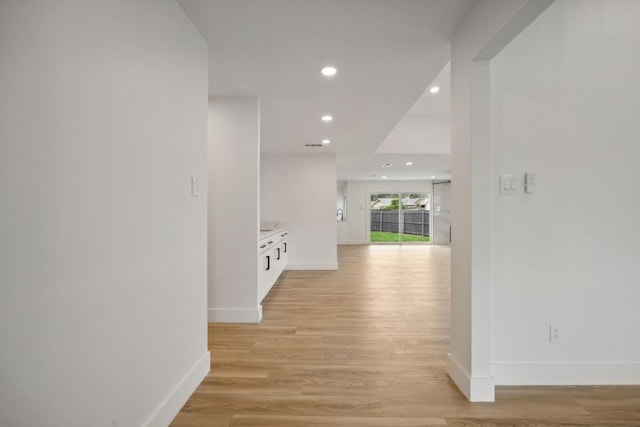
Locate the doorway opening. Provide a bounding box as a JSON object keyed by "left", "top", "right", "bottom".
{"left": 369, "top": 192, "right": 431, "bottom": 244}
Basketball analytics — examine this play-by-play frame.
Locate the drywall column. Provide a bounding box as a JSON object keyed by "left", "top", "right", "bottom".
{"left": 0, "top": 1, "right": 209, "bottom": 425}
{"left": 208, "top": 98, "right": 261, "bottom": 322}
{"left": 449, "top": 0, "right": 553, "bottom": 401}
{"left": 489, "top": 0, "right": 640, "bottom": 385}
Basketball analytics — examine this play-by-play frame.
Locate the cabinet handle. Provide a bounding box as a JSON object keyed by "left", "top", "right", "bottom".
{"left": 284, "top": 242, "right": 287, "bottom": 253}
{"left": 268, "top": 240, "right": 273, "bottom": 244}
{"left": 266, "top": 255, "right": 270, "bottom": 271}
{"left": 277, "top": 248, "right": 281, "bottom": 260}
{"left": 281, "top": 233, "right": 286, "bottom": 237}
{"left": 260, "top": 244, "right": 266, "bottom": 249}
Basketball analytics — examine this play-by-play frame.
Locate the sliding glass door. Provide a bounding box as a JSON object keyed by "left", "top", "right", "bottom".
{"left": 369, "top": 192, "right": 430, "bottom": 243}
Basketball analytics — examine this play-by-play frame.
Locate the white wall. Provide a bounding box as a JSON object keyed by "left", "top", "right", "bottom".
{"left": 337, "top": 182, "right": 346, "bottom": 218}
{"left": 261, "top": 154, "right": 337, "bottom": 270}
{"left": 489, "top": 0, "right": 640, "bottom": 385}
{"left": 377, "top": 116, "right": 451, "bottom": 154}
{"left": 432, "top": 182, "right": 452, "bottom": 245}
{"left": 449, "top": 0, "right": 553, "bottom": 401}
{"left": 208, "top": 98, "right": 261, "bottom": 322}
{"left": 344, "top": 180, "right": 433, "bottom": 244}
{"left": 0, "top": 1, "right": 209, "bottom": 426}
{"left": 337, "top": 182, "right": 348, "bottom": 244}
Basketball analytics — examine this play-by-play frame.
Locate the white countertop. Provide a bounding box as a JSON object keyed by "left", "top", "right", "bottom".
{"left": 259, "top": 225, "right": 287, "bottom": 240}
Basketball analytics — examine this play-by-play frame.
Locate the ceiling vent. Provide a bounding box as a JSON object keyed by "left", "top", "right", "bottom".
{"left": 304, "top": 144, "right": 323, "bottom": 148}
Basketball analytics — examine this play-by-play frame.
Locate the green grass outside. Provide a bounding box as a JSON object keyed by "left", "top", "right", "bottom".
{"left": 370, "top": 231, "right": 430, "bottom": 243}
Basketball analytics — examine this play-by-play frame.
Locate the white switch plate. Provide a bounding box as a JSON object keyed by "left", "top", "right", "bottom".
{"left": 191, "top": 176, "right": 200, "bottom": 197}
{"left": 525, "top": 172, "right": 536, "bottom": 193}
{"left": 549, "top": 323, "right": 562, "bottom": 343}
{"left": 500, "top": 175, "right": 520, "bottom": 194}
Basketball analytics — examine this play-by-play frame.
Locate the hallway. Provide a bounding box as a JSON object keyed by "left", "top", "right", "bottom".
{"left": 172, "top": 245, "right": 640, "bottom": 426}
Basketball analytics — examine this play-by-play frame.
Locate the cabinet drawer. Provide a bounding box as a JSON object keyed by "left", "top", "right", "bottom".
{"left": 259, "top": 237, "right": 277, "bottom": 254}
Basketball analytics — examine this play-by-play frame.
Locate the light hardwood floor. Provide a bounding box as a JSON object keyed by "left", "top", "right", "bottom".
{"left": 171, "top": 245, "right": 640, "bottom": 426}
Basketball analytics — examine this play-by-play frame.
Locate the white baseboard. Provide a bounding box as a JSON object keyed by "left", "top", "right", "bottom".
{"left": 286, "top": 262, "right": 338, "bottom": 270}
{"left": 142, "top": 350, "right": 210, "bottom": 427}
{"left": 492, "top": 362, "right": 640, "bottom": 385}
{"left": 208, "top": 307, "right": 262, "bottom": 323}
{"left": 447, "top": 353, "right": 495, "bottom": 402}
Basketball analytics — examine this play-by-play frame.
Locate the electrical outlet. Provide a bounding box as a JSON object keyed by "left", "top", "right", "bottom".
{"left": 549, "top": 323, "right": 561, "bottom": 343}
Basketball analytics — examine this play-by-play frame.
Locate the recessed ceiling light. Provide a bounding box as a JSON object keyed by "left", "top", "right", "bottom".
{"left": 430, "top": 86, "right": 440, "bottom": 94}
{"left": 321, "top": 115, "right": 333, "bottom": 122}
{"left": 405, "top": 161, "right": 413, "bottom": 166}
{"left": 381, "top": 162, "right": 392, "bottom": 168}
{"left": 321, "top": 66, "right": 337, "bottom": 77}
{"left": 321, "top": 139, "right": 331, "bottom": 144}
{"left": 382, "top": 176, "right": 388, "bottom": 179}
{"left": 431, "top": 175, "right": 436, "bottom": 179}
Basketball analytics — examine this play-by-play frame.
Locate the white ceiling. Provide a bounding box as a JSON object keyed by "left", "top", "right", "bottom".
{"left": 178, "top": 0, "right": 474, "bottom": 181}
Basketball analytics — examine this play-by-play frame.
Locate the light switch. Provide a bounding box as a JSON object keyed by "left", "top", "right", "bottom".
{"left": 500, "top": 175, "right": 519, "bottom": 194}
{"left": 191, "top": 176, "right": 200, "bottom": 197}
{"left": 525, "top": 172, "right": 536, "bottom": 193}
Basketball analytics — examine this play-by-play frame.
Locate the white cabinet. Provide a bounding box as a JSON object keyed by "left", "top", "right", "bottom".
{"left": 258, "top": 228, "right": 288, "bottom": 302}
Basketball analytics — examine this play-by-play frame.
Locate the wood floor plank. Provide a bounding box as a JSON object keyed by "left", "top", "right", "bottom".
{"left": 171, "top": 245, "right": 640, "bottom": 426}
{"left": 170, "top": 414, "right": 232, "bottom": 427}
{"left": 380, "top": 395, "right": 591, "bottom": 419}
{"left": 178, "top": 394, "right": 384, "bottom": 418}
{"left": 444, "top": 418, "right": 631, "bottom": 427}
{"left": 229, "top": 414, "right": 447, "bottom": 426}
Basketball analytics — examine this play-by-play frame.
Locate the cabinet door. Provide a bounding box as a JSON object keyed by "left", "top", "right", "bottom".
{"left": 278, "top": 239, "right": 288, "bottom": 275}
{"left": 259, "top": 250, "right": 274, "bottom": 302}
{"left": 278, "top": 232, "right": 288, "bottom": 274}
{"left": 258, "top": 231, "right": 288, "bottom": 303}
